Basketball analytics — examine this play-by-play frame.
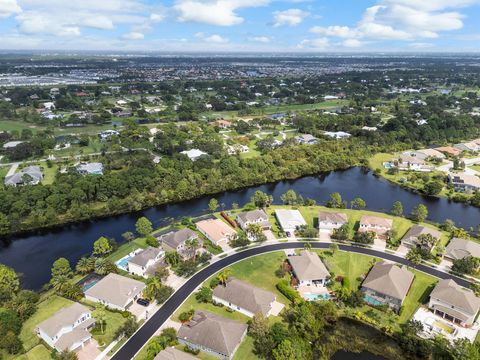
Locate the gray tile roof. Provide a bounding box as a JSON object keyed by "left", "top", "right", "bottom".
{"left": 84, "top": 273, "right": 145, "bottom": 308}
{"left": 318, "top": 211, "right": 348, "bottom": 224}
{"left": 129, "top": 247, "right": 162, "bottom": 267}
{"left": 159, "top": 228, "right": 199, "bottom": 250}
{"left": 401, "top": 225, "right": 442, "bottom": 246}
{"left": 445, "top": 238, "right": 480, "bottom": 260}
{"left": 37, "top": 303, "right": 91, "bottom": 338}
{"left": 154, "top": 347, "right": 197, "bottom": 360}
{"left": 362, "top": 261, "right": 414, "bottom": 301}
{"left": 177, "top": 311, "right": 247, "bottom": 357}
{"left": 288, "top": 251, "right": 330, "bottom": 281}
{"left": 212, "top": 278, "right": 276, "bottom": 316}
{"left": 4, "top": 166, "right": 43, "bottom": 186}
{"left": 430, "top": 279, "right": 480, "bottom": 315}
{"left": 237, "top": 209, "right": 269, "bottom": 224}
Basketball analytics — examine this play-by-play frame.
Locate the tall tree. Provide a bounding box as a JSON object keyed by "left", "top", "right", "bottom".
{"left": 93, "top": 236, "right": 114, "bottom": 256}
{"left": 136, "top": 217, "right": 153, "bottom": 236}
{"left": 391, "top": 201, "right": 404, "bottom": 217}
{"left": 208, "top": 198, "right": 219, "bottom": 212}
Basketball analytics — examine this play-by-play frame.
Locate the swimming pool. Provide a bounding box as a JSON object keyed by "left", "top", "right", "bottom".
{"left": 82, "top": 280, "right": 99, "bottom": 292}
{"left": 304, "top": 293, "right": 330, "bottom": 301}
{"left": 117, "top": 256, "right": 132, "bottom": 269}
{"left": 364, "top": 295, "right": 384, "bottom": 307}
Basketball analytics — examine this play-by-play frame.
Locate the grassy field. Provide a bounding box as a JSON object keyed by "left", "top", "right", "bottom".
{"left": 233, "top": 336, "right": 260, "bottom": 360}
{"left": 12, "top": 345, "right": 52, "bottom": 360}
{"left": 40, "top": 164, "right": 58, "bottom": 185}
{"left": 107, "top": 237, "right": 149, "bottom": 263}
{"left": 319, "top": 250, "right": 378, "bottom": 291}
{"left": 470, "top": 164, "right": 480, "bottom": 172}
{"left": 0, "top": 121, "right": 45, "bottom": 133}
{"left": 399, "top": 271, "right": 437, "bottom": 323}
{"left": 91, "top": 309, "right": 128, "bottom": 348}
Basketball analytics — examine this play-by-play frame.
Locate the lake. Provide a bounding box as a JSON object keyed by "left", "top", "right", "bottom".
{"left": 2, "top": 167, "right": 480, "bottom": 289}
{"left": 331, "top": 350, "right": 387, "bottom": 360}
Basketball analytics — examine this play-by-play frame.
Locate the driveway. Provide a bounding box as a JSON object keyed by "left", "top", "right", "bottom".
{"left": 111, "top": 242, "right": 473, "bottom": 360}
{"left": 77, "top": 339, "right": 100, "bottom": 360}
{"left": 263, "top": 230, "right": 276, "bottom": 241}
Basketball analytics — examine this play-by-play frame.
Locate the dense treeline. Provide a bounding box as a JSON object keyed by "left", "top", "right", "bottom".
{"left": 0, "top": 140, "right": 369, "bottom": 237}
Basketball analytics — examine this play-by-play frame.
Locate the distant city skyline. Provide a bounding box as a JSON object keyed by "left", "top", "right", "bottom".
{"left": 1, "top": 0, "right": 480, "bottom": 52}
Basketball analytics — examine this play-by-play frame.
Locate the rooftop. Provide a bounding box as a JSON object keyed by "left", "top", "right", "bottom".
{"left": 430, "top": 279, "right": 480, "bottom": 315}
{"left": 288, "top": 251, "right": 330, "bottom": 281}
{"left": 362, "top": 261, "right": 414, "bottom": 301}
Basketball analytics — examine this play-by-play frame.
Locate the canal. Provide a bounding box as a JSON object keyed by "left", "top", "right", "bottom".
{"left": 2, "top": 167, "right": 480, "bottom": 290}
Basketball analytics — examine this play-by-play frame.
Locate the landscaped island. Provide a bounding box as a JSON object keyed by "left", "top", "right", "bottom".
{"left": 1, "top": 191, "right": 480, "bottom": 360}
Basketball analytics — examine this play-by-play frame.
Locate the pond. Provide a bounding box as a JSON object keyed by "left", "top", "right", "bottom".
{"left": 331, "top": 350, "right": 387, "bottom": 360}
{"left": 2, "top": 167, "right": 480, "bottom": 290}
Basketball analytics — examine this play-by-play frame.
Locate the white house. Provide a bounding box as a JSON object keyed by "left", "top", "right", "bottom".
{"left": 37, "top": 303, "right": 95, "bottom": 352}
{"left": 127, "top": 247, "right": 165, "bottom": 278}
{"left": 84, "top": 273, "right": 145, "bottom": 311}
{"left": 181, "top": 149, "right": 208, "bottom": 161}
{"left": 358, "top": 215, "right": 393, "bottom": 240}
{"left": 288, "top": 251, "right": 330, "bottom": 287}
{"left": 318, "top": 211, "right": 348, "bottom": 232}
{"left": 275, "top": 209, "right": 307, "bottom": 237}
{"left": 212, "top": 278, "right": 277, "bottom": 318}
{"left": 428, "top": 279, "right": 480, "bottom": 327}
{"left": 236, "top": 209, "right": 271, "bottom": 231}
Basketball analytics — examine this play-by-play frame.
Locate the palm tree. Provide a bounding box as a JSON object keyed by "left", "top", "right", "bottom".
{"left": 185, "top": 238, "right": 200, "bottom": 262}
{"left": 217, "top": 268, "right": 232, "bottom": 286}
{"left": 76, "top": 257, "right": 92, "bottom": 274}
{"left": 144, "top": 277, "right": 162, "bottom": 301}
{"left": 93, "top": 305, "right": 107, "bottom": 334}
{"left": 51, "top": 275, "right": 69, "bottom": 293}
{"left": 94, "top": 258, "right": 109, "bottom": 275}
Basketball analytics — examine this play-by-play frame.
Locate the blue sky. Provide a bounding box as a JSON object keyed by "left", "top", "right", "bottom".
{"left": 1, "top": 0, "right": 480, "bottom": 51}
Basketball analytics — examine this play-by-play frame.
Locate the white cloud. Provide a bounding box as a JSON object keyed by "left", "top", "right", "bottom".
{"left": 342, "top": 38, "right": 364, "bottom": 48}
{"left": 195, "top": 32, "right": 229, "bottom": 43}
{"left": 122, "top": 31, "right": 144, "bottom": 40}
{"left": 308, "top": 0, "right": 480, "bottom": 47}
{"left": 249, "top": 36, "right": 271, "bottom": 43}
{"left": 175, "top": 0, "right": 270, "bottom": 26}
{"left": 298, "top": 37, "right": 329, "bottom": 49}
{"left": 273, "top": 8, "right": 308, "bottom": 27}
{"left": 0, "top": 0, "right": 22, "bottom": 18}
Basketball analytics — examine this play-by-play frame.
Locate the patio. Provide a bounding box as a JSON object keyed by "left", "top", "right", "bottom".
{"left": 413, "top": 307, "right": 479, "bottom": 343}
{"left": 297, "top": 284, "right": 330, "bottom": 301}
{"left": 77, "top": 339, "right": 101, "bottom": 360}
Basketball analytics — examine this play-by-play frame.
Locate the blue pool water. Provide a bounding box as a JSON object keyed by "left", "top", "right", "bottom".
{"left": 304, "top": 293, "right": 330, "bottom": 301}
{"left": 364, "top": 295, "right": 384, "bottom": 306}
{"left": 82, "top": 281, "right": 98, "bottom": 292}
{"left": 117, "top": 256, "right": 132, "bottom": 269}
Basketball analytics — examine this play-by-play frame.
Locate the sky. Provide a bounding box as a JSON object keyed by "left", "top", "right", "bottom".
{"left": 1, "top": 0, "right": 480, "bottom": 52}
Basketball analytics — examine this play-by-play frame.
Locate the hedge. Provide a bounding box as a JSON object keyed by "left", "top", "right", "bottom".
{"left": 276, "top": 280, "right": 302, "bottom": 304}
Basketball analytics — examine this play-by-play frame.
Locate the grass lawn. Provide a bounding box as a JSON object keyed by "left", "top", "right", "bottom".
{"left": 40, "top": 164, "right": 58, "bottom": 185}
{"left": 319, "top": 250, "right": 377, "bottom": 291}
{"left": 91, "top": 310, "right": 128, "bottom": 348}
{"left": 233, "top": 336, "right": 260, "bottom": 360}
{"left": 23, "top": 345, "right": 52, "bottom": 360}
{"left": 0, "top": 121, "right": 45, "bottom": 133}
{"left": 20, "top": 295, "right": 74, "bottom": 351}
{"left": 107, "top": 237, "right": 149, "bottom": 262}
{"left": 470, "top": 164, "right": 480, "bottom": 172}
{"left": 399, "top": 270, "right": 437, "bottom": 323}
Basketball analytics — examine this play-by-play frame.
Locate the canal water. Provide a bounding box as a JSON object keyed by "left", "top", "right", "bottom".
{"left": 2, "top": 167, "right": 480, "bottom": 290}
{"left": 331, "top": 350, "right": 387, "bottom": 360}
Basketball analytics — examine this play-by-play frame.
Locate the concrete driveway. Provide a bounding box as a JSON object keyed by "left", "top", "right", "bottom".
{"left": 77, "top": 339, "right": 100, "bottom": 360}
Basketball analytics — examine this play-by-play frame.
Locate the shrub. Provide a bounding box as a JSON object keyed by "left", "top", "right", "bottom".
{"left": 184, "top": 346, "right": 200, "bottom": 355}
{"left": 276, "top": 280, "right": 302, "bottom": 304}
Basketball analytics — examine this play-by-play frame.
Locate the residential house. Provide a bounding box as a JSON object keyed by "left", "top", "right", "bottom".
{"left": 324, "top": 131, "right": 352, "bottom": 139}
{"left": 236, "top": 210, "right": 271, "bottom": 231}
{"left": 212, "top": 278, "right": 276, "bottom": 317}
{"left": 177, "top": 311, "right": 248, "bottom": 360}
{"left": 361, "top": 261, "right": 414, "bottom": 311}
{"left": 358, "top": 215, "right": 393, "bottom": 240}
{"left": 454, "top": 142, "right": 480, "bottom": 153}
{"left": 2, "top": 140, "right": 24, "bottom": 149}
{"left": 295, "top": 134, "right": 319, "bottom": 145}
{"left": 318, "top": 211, "right": 348, "bottom": 233}
{"left": 99, "top": 130, "right": 119, "bottom": 141}
{"left": 36, "top": 303, "right": 95, "bottom": 352}
{"left": 181, "top": 149, "right": 208, "bottom": 161}
{"left": 397, "top": 153, "right": 430, "bottom": 171}
{"left": 209, "top": 120, "right": 232, "bottom": 129}
{"left": 428, "top": 279, "right": 480, "bottom": 327}
{"left": 444, "top": 238, "right": 480, "bottom": 263}
{"left": 4, "top": 166, "right": 43, "bottom": 186}
{"left": 84, "top": 273, "right": 145, "bottom": 311}
{"left": 275, "top": 209, "right": 307, "bottom": 237}
{"left": 154, "top": 347, "right": 197, "bottom": 360}
{"left": 434, "top": 147, "right": 462, "bottom": 157}
{"left": 127, "top": 247, "right": 165, "bottom": 278}
{"left": 448, "top": 173, "right": 480, "bottom": 193}
{"left": 401, "top": 225, "right": 442, "bottom": 252}
{"left": 76, "top": 162, "right": 103, "bottom": 175}
{"left": 195, "top": 218, "right": 236, "bottom": 247}
{"left": 287, "top": 251, "right": 330, "bottom": 286}
{"left": 416, "top": 148, "right": 446, "bottom": 160}
{"left": 157, "top": 228, "right": 202, "bottom": 259}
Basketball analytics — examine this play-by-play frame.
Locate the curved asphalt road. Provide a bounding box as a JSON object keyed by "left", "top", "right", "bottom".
{"left": 111, "top": 242, "right": 470, "bottom": 360}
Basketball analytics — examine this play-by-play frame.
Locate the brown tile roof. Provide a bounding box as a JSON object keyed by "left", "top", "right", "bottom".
{"left": 195, "top": 218, "right": 236, "bottom": 243}
{"left": 159, "top": 228, "right": 199, "bottom": 249}
{"left": 129, "top": 247, "right": 162, "bottom": 267}
{"left": 445, "top": 238, "right": 480, "bottom": 260}
{"left": 359, "top": 215, "right": 393, "bottom": 229}
{"left": 212, "top": 278, "right": 276, "bottom": 316}
{"left": 318, "top": 211, "right": 348, "bottom": 224}
{"left": 288, "top": 251, "right": 330, "bottom": 281}
{"left": 154, "top": 347, "right": 197, "bottom": 360}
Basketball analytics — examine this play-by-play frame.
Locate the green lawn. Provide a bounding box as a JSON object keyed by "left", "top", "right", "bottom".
{"left": 0, "top": 121, "right": 45, "bottom": 133}
{"left": 470, "top": 164, "right": 480, "bottom": 172}
{"left": 233, "top": 336, "right": 260, "bottom": 360}
{"left": 399, "top": 271, "right": 437, "bottom": 323}
{"left": 40, "top": 164, "right": 58, "bottom": 185}
{"left": 91, "top": 309, "right": 128, "bottom": 348}
{"left": 23, "top": 345, "right": 52, "bottom": 360}
{"left": 319, "top": 250, "right": 377, "bottom": 291}
{"left": 107, "top": 237, "right": 149, "bottom": 262}
{"left": 20, "top": 295, "right": 74, "bottom": 351}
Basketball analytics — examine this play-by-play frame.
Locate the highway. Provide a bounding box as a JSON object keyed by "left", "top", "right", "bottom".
{"left": 111, "top": 242, "right": 471, "bottom": 360}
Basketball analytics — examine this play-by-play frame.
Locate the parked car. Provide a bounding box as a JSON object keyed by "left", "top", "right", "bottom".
{"left": 136, "top": 298, "right": 150, "bottom": 306}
